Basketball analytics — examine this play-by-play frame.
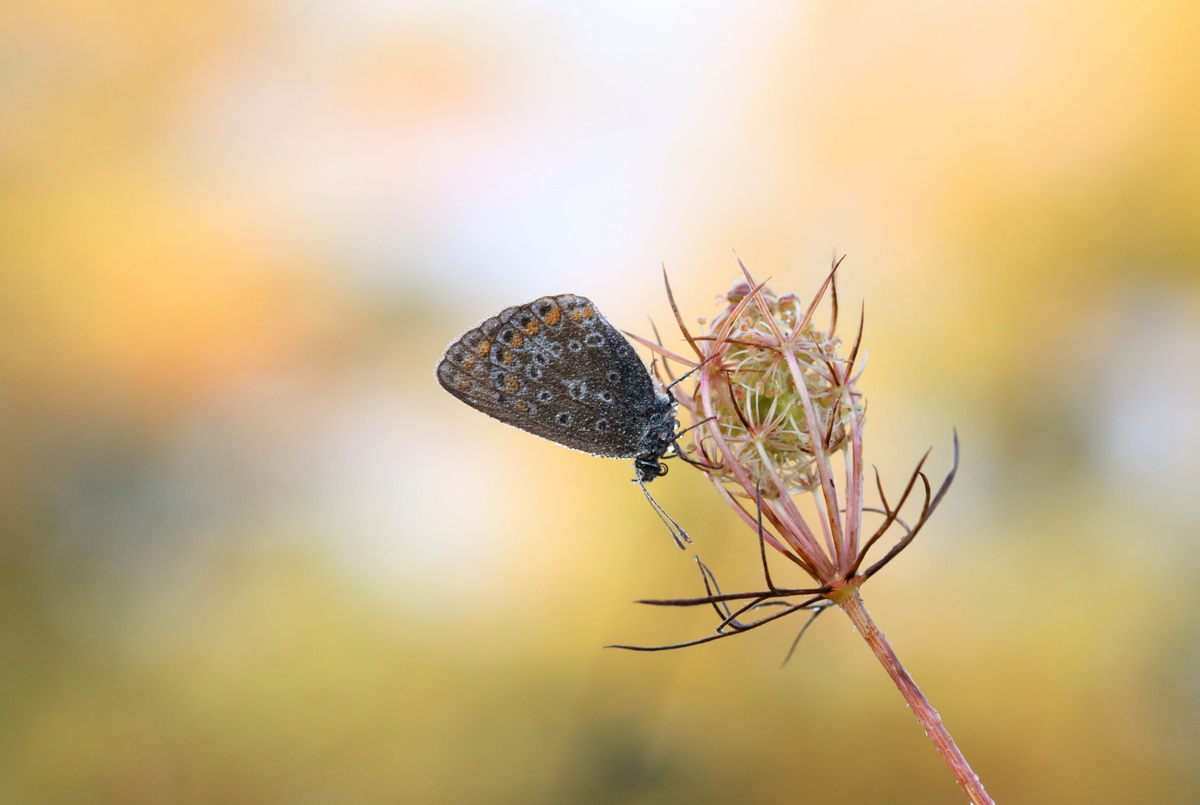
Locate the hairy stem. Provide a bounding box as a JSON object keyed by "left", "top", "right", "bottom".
{"left": 837, "top": 589, "right": 995, "bottom": 805}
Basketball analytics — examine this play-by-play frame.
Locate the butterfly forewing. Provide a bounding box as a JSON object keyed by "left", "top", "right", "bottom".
{"left": 437, "top": 294, "right": 668, "bottom": 459}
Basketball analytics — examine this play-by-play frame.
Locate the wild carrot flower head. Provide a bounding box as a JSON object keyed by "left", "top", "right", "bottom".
{"left": 652, "top": 259, "right": 953, "bottom": 595}
{"left": 691, "top": 281, "right": 862, "bottom": 496}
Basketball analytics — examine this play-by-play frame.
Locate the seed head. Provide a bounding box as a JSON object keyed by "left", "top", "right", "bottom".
{"left": 691, "top": 281, "right": 863, "bottom": 496}
{"left": 613, "top": 257, "right": 958, "bottom": 653}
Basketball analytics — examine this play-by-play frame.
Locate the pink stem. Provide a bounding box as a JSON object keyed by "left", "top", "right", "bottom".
{"left": 781, "top": 349, "right": 846, "bottom": 562}
{"left": 838, "top": 590, "right": 995, "bottom": 805}
{"left": 844, "top": 395, "right": 864, "bottom": 558}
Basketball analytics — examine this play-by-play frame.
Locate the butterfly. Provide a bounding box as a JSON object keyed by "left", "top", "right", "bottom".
{"left": 436, "top": 293, "right": 681, "bottom": 483}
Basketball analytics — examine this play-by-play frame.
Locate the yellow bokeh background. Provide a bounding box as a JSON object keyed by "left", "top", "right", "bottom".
{"left": 2, "top": 2, "right": 1199, "bottom": 802}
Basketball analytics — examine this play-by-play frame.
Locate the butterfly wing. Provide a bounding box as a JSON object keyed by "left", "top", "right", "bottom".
{"left": 436, "top": 294, "right": 668, "bottom": 459}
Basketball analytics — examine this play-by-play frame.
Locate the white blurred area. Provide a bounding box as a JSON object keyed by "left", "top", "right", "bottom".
{"left": 176, "top": 1, "right": 792, "bottom": 308}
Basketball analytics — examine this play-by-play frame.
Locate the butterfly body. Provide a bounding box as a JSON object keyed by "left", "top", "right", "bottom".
{"left": 436, "top": 294, "right": 677, "bottom": 482}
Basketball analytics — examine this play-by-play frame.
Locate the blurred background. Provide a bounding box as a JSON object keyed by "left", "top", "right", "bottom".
{"left": 2, "top": 0, "right": 1199, "bottom": 802}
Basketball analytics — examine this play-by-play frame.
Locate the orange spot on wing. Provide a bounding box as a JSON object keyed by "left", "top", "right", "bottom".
{"left": 510, "top": 332, "right": 524, "bottom": 348}
{"left": 569, "top": 304, "right": 594, "bottom": 323}
{"left": 461, "top": 355, "right": 476, "bottom": 370}
{"left": 457, "top": 378, "right": 471, "bottom": 391}
{"left": 516, "top": 401, "right": 529, "bottom": 412}
{"left": 504, "top": 376, "right": 519, "bottom": 393}
{"left": 522, "top": 320, "right": 539, "bottom": 335}
{"left": 502, "top": 349, "right": 514, "bottom": 365}
{"left": 544, "top": 307, "right": 561, "bottom": 326}
{"left": 475, "top": 340, "right": 491, "bottom": 356}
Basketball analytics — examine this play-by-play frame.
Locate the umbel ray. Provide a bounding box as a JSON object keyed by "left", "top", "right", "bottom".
{"left": 610, "top": 442, "right": 957, "bottom": 662}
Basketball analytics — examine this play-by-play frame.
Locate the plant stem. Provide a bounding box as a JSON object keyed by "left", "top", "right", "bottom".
{"left": 837, "top": 589, "right": 995, "bottom": 805}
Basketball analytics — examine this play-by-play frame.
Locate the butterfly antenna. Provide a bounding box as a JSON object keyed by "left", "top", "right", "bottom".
{"left": 637, "top": 481, "right": 692, "bottom": 549}
{"left": 664, "top": 355, "right": 715, "bottom": 394}
{"left": 673, "top": 415, "right": 716, "bottom": 440}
